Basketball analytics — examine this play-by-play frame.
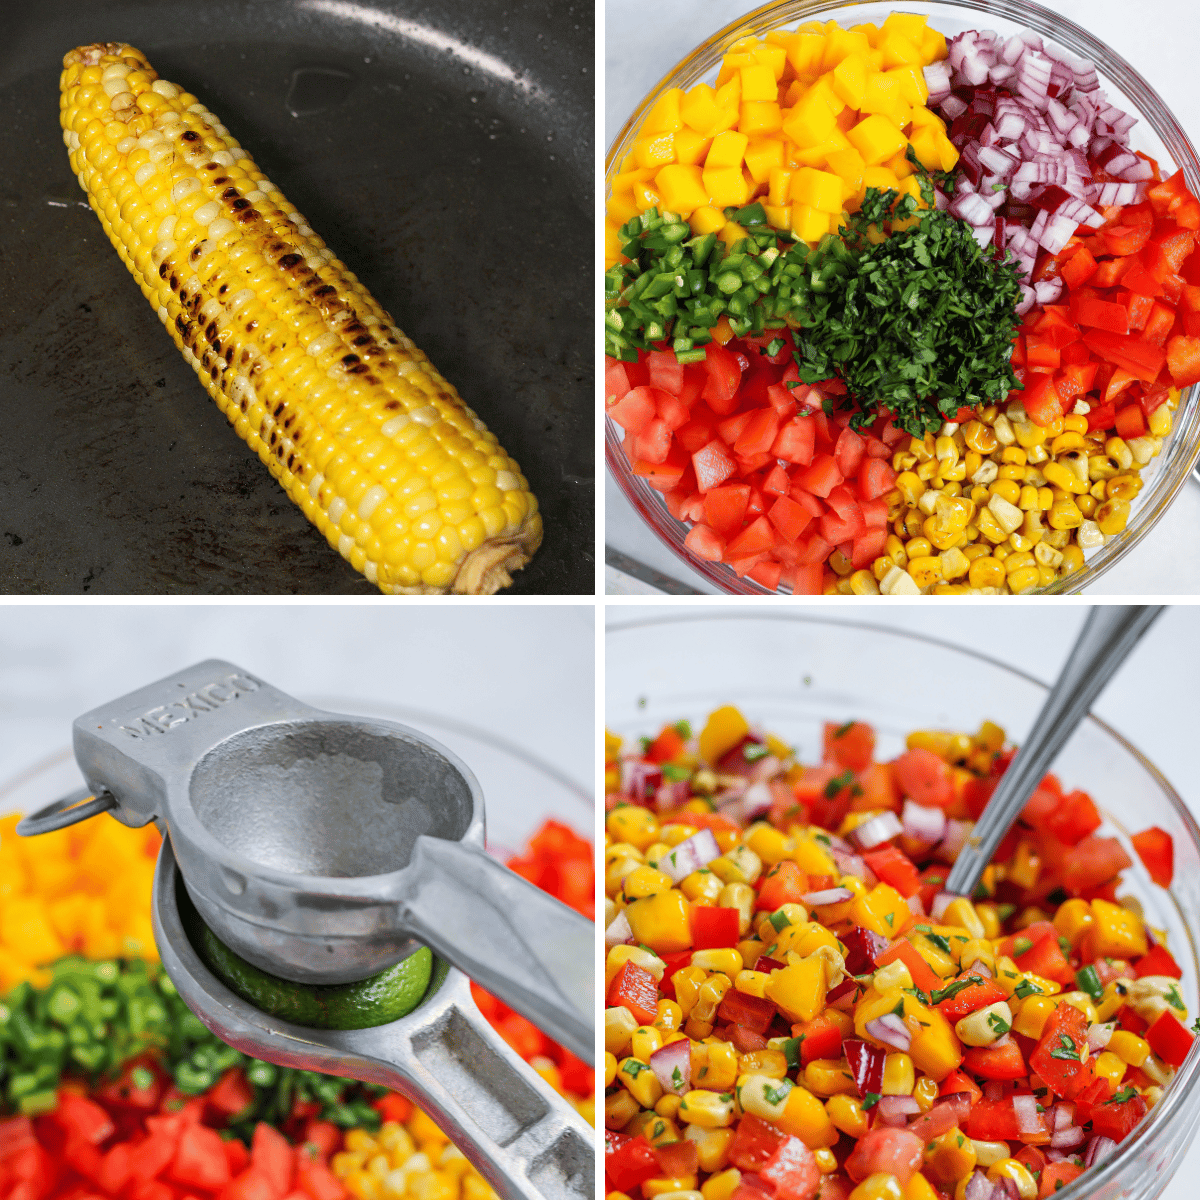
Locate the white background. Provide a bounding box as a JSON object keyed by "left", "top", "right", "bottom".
{"left": 0, "top": 605, "right": 595, "bottom": 795}
{"left": 605, "top": 600, "right": 1199, "bottom": 1198}
{"left": 604, "top": 0, "right": 1200, "bottom": 595}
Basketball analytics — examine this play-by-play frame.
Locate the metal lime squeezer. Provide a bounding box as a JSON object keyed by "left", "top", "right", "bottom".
{"left": 16, "top": 661, "right": 594, "bottom": 1200}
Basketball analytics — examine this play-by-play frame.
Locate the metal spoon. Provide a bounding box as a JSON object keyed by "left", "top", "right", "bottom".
{"left": 944, "top": 605, "right": 1164, "bottom": 899}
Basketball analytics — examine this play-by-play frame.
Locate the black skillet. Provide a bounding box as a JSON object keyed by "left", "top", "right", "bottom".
{"left": 0, "top": 0, "right": 593, "bottom": 594}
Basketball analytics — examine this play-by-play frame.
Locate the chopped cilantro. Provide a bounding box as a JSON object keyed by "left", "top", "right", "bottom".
{"left": 1049, "top": 1034, "right": 1080, "bottom": 1062}
{"left": 652, "top": 1121, "right": 665, "bottom": 1138}
{"left": 1013, "top": 936, "right": 1034, "bottom": 957}
{"left": 744, "top": 743, "right": 770, "bottom": 763}
{"left": 814, "top": 832, "right": 832, "bottom": 846}
{"left": 674, "top": 720, "right": 692, "bottom": 739}
{"left": 986, "top": 1012, "right": 1011, "bottom": 1036}
{"left": 833, "top": 721, "right": 856, "bottom": 738}
{"left": 1165, "top": 983, "right": 1184, "bottom": 1011}
{"left": 763, "top": 1081, "right": 791, "bottom": 1106}
{"left": 623, "top": 1059, "right": 647, "bottom": 1077}
{"left": 885, "top": 912, "right": 894, "bottom": 928}
{"left": 891, "top": 999, "right": 906, "bottom": 1017}
{"left": 1107, "top": 1086, "right": 1138, "bottom": 1105}
{"left": 1075, "top": 964, "right": 1103, "bottom": 1004}
{"left": 930, "top": 978, "right": 973, "bottom": 1005}
{"left": 825, "top": 770, "right": 854, "bottom": 799}
{"left": 923, "top": 931, "right": 954, "bottom": 956}
{"left": 672, "top": 1067, "right": 683, "bottom": 1088}
{"left": 997, "top": 903, "right": 1017, "bottom": 922}
{"left": 862, "top": 1093, "right": 881, "bottom": 1109}
{"left": 661, "top": 763, "right": 691, "bottom": 781}
{"left": 638, "top": 736, "right": 652, "bottom": 753}
{"left": 1013, "top": 980, "right": 1041, "bottom": 1000}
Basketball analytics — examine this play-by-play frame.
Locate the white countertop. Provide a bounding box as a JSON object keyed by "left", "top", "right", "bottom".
{"left": 604, "top": 0, "right": 1200, "bottom": 595}
{"left": 0, "top": 605, "right": 595, "bottom": 796}
{"left": 605, "top": 602, "right": 1199, "bottom": 1199}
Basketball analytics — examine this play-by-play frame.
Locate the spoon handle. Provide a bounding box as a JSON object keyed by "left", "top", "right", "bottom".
{"left": 397, "top": 838, "right": 594, "bottom": 1065}
{"left": 944, "top": 605, "right": 1164, "bottom": 899}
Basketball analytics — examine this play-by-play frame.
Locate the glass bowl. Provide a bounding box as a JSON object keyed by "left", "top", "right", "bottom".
{"left": 606, "top": 613, "right": 1200, "bottom": 1200}
{"left": 605, "top": 0, "right": 1200, "bottom": 595}
{"left": 0, "top": 695, "right": 594, "bottom": 863}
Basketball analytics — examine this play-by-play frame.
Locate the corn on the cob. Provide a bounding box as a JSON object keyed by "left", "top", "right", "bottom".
{"left": 59, "top": 42, "right": 541, "bottom": 594}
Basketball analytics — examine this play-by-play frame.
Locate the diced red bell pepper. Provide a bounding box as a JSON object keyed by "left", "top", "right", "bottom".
{"left": 1090, "top": 1092, "right": 1148, "bottom": 1142}
{"left": 1101, "top": 223, "right": 1153, "bottom": 256}
{"left": 1131, "top": 826, "right": 1174, "bottom": 887}
{"left": 692, "top": 906, "right": 740, "bottom": 950}
{"left": 757, "top": 860, "right": 810, "bottom": 912}
{"left": 1134, "top": 944, "right": 1182, "bottom": 979}
{"left": 873, "top": 939, "right": 944, "bottom": 998}
{"left": 1167, "top": 334, "right": 1200, "bottom": 386}
{"left": 935, "top": 973, "right": 1008, "bottom": 1021}
{"left": 717, "top": 988, "right": 778, "bottom": 1034}
{"left": 606, "top": 1132, "right": 659, "bottom": 1193}
{"left": 607, "top": 961, "right": 659, "bottom": 1025}
{"left": 1018, "top": 372, "right": 1063, "bottom": 427}
{"left": 843, "top": 1038, "right": 886, "bottom": 1096}
{"left": 1146, "top": 1010, "right": 1195, "bottom": 1068}
{"left": 1074, "top": 296, "right": 1129, "bottom": 334}
{"left": 792, "top": 1014, "right": 845, "bottom": 1066}
{"left": 1093, "top": 257, "right": 1133, "bottom": 288}
{"left": 1083, "top": 329, "right": 1167, "bottom": 383}
{"left": 1143, "top": 300, "right": 1177, "bottom": 346}
{"left": 938, "top": 1070, "right": 982, "bottom": 1107}
{"left": 861, "top": 845, "right": 920, "bottom": 899}
{"left": 1115, "top": 403, "right": 1148, "bottom": 440}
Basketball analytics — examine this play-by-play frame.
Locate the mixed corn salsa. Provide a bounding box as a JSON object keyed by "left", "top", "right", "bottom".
{"left": 604, "top": 12, "right": 1200, "bottom": 594}
{"left": 603, "top": 706, "right": 1192, "bottom": 1200}
{"left": 0, "top": 813, "right": 593, "bottom": 1200}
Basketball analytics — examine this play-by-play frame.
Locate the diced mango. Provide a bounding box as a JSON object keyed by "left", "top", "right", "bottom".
{"left": 706, "top": 130, "right": 750, "bottom": 169}
{"left": 826, "top": 147, "right": 866, "bottom": 203}
{"left": 789, "top": 167, "right": 843, "bottom": 214}
{"left": 791, "top": 204, "right": 832, "bottom": 242}
{"left": 768, "top": 166, "right": 795, "bottom": 206}
{"left": 740, "top": 64, "right": 779, "bottom": 102}
{"left": 633, "top": 132, "right": 677, "bottom": 170}
{"left": 689, "top": 205, "right": 727, "bottom": 235}
{"left": 784, "top": 32, "right": 826, "bottom": 76}
{"left": 717, "top": 53, "right": 754, "bottom": 88}
{"left": 674, "top": 128, "right": 713, "bottom": 166}
{"left": 607, "top": 191, "right": 641, "bottom": 224}
{"left": 830, "top": 54, "right": 868, "bottom": 110}
{"left": 764, "top": 957, "right": 826, "bottom": 1023}
{"left": 750, "top": 41, "right": 789, "bottom": 81}
{"left": 918, "top": 26, "right": 948, "bottom": 64}
{"left": 764, "top": 203, "right": 791, "bottom": 231}
{"left": 745, "top": 137, "right": 785, "bottom": 184}
{"left": 655, "top": 165, "right": 709, "bottom": 214}
{"left": 822, "top": 27, "right": 871, "bottom": 71}
{"left": 1090, "top": 899, "right": 1148, "bottom": 958}
{"left": 644, "top": 89, "right": 685, "bottom": 134}
{"left": 782, "top": 92, "right": 838, "bottom": 148}
{"left": 878, "top": 29, "right": 923, "bottom": 68}
{"left": 680, "top": 84, "right": 740, "bottom": 138}
{"left": 776, "top": 1085, "right": 839, "bottom": 1149}
{"left": 849, "top": 115, "right": 907, "bottom": 166}
{"left": 850, "top": 883, "right": 910, "bottom": 938}
{"left": 740, "top": 102, "right": 783, "bottom": 137}
{"left": 625, "top": 889, "right": 693, "bottom": 954}
{"left": 887, "top": 65, "right": 929, "bottom": 105}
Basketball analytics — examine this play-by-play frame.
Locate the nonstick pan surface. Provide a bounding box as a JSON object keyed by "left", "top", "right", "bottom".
{"left": 0, "top": 0, "right": 593, "bottom": 594}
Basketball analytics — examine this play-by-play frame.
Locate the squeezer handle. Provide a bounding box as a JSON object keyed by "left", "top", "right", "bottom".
{"left": 336, "top": 989, "right": 594, "bottom": 1200}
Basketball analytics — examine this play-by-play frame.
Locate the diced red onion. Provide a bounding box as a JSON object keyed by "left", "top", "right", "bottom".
{"left": 1012, "top": 1093, "right": 1042, "bottom": 1135}
{"left": 906, "top": 893, "right": 926, "bottom": 918}
{"left": 1085, "top": 1136, "right": 1119, "bottom": 1168}
{"left": 938, "top": 819, "right": 973, "bottom": 863}
{"left": 654, "top": 780, "right": 692, "bottom": 810}
{"left": 832, "top": 847, "right": 874, "bottom": 884}
{"left": 924, "top": 60, "right": 952, "bottom": 104}
{"left": 963, "top": 1170, "right": 993, "bottom": 1200}
{"left": 621, "top": 758, "right": 661, "bottom": 799}
{"left": 875, "top": 1095, "right": 921, "bottom": 1127}
{"left": 1034, "top": 279, "right": 1064, "bottom": 305}
{"left": 605, "top": 911, "right": 633, "bottom": 946}
{"left": 1054, "top": 1103, "right": 1075, "bottom": 1130}
{"left": 942, "top": 95, "right": 968, "bottom": 120}
{"left": 963, "top": 957, "right": 992, "bottom": 977}
{"left": 1045, "top": 1148, "right": 1073, "bottom": 1163}
{"left": 1117, "top": 157, "right": 1155, "bottom": 182}
{"left": 851, "top": 811, "right": 903, "bottom": 850}
{"left": 1088, "top": 1022, "right": 1116, "bottom": 1052}
{"left": 650, "top": 1038, "right": 691, "bottom": 1095}
{"left": 931, "top": 891, "right": 955, "bottom": 920}
{"left": 864, "top": 1013, "right": 912, "bottom": 1052}
{"left": 661, "top": 828, "right": 720, "bottom": 883}
{"left": 1051, "top": 1125, "right": 1086, "bottom": 1149}
{"left": 802, "top": 887, "right": 853, "bottom": 906}
{"left": 902, "top": 800, "right": 948, "bottom": 844}
{"left": 1016, "top": 284, "right": 1035, "bottom": 316}
{"left": 844, "top": 1038, "right": 887, "bottom": 1096}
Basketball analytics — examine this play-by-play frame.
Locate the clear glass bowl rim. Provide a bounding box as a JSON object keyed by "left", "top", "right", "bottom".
{"left": 604, "top": 0, "right": 1200, "bottom": 595}
{"left": 606, "top": 611, "right": 1200, "bottom": 1200}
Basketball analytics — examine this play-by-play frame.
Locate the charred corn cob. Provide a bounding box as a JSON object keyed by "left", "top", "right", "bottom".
{"left": 59, "top": 42, "right": 541, "bottom": 594}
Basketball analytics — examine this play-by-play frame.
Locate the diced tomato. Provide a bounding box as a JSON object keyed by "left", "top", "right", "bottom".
{"left": 1090, "top": 1091, "right": 1148, "bottom": 1143}
{"left": 1031, "top": 1003, "right": 1091, "bottom": 1098}
{"left": 692, "top": 439, "right": 738, "bottom": 493}
{"left": 938, "top": 1070, "right": 982, "bottom": 1107}
{"left": 834, "top": 427, "right": 865, "bottom": 479}
{"left": 728, "top": 1115, "right": 786, "bottom": 1172}
{"left": 130, "top": 1132, "right": 177, "bottom": 1183}
{"left": 772, "top": 416, "right": 817, "bottom": 467}
{"left": 633, "top": 443, "right": 690, "bottom": 492}
{"left": 768, "top": 495, "right": 815, "bottom": 545}
{"left": 1146, "top": 1010, "right": 1195, "bottom": 1068}
{"left": 963, "top": 1039, "right": 1026, "bottom": 1081}
{"left": 934, "top": 973, "right": 1007, "bottom": 1021}
{"left": 607, "top": 386, "right": 659, "bottom": 434}
{"left": 892, "top": 748, "right": 952, "bottom": 808}
{"left": 1061, "top": 836, "right": 1133, "bottom": 895}
{"left": 1039, "top": 1163, "right": 1084, "bottom": 1198}
{"left": 1129, "top": 826, "right": 1174, "bottom": 888}
{"left": 633, "top": 417, "right": 672, "bottom": 464}
{"left": 703, "top": 484, "right": 750, "bottom": 537}
{"left": 736, "top": 410, "right": 783, "bottom": 458}
{"left": 844, "top": 1127, "right": 923, "bottom": 1186}
{"left": 607, "top": 961, "right": 659, "bottom": 1025}
{"left": 684, "top": 524, "right": 726, "bottom": 562}
{"left": 873, "top": 939, "right": 942, "bottom": 997}
{"left": 54, "top": 1092, "right": 114, "bottom": 1146}
{"left": 605, "top": 356, "right": 648, "bottom": 402}
{"left": 1042, "top": 788, "right": 1102, "bottom": 847}
{"left": 700, "top": 344, "right": 743, "bottom": 410}
{"left": 170, "top": 1124, "right": 231, "bottom": 1191}
{"left": 727, "top": 516, "right": 776, "bottom": 559}
{"left": 207, "top": 1070, "right": 253, "bottom": 1118}
{"left": 792, "top": 1015, "right": 845, "bottom": 1066}
{"left": 757, "top": 861, "right": 810, "bottom": 912}
{"left": 822, "top": 722, "right": 875, "bottom": 772}
{"left": 793, "top": 453, "right": 843, "bottom": 498}
{"left": 652, "top": 1139, "right": 699, "bottom": 1181}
